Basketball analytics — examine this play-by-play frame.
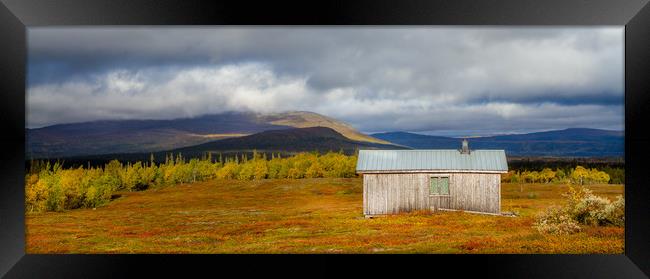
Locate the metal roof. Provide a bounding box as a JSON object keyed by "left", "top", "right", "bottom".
{"left": 356, "top": 149, "right": 508, "bottom": 173}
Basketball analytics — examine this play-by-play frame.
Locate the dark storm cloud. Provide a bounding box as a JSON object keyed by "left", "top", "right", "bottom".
{"left": 27, "top": 27, "right": 624, "bottom": 135}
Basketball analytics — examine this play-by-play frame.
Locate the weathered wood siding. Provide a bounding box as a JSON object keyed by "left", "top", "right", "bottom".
{"left": 363, "top": 172, "right": 501, "bottom": 215}
{"left": 363, "top": 173, "right": 430, "bottom": 215}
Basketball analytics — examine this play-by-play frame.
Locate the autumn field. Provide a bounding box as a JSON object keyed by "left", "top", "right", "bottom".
{"left": 26, "top": 178, "right": 624, "bottom": 254}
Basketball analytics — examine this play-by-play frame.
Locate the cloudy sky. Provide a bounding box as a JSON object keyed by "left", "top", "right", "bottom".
{"left": 27, "top": 27, "right": 624, "bottom": 136}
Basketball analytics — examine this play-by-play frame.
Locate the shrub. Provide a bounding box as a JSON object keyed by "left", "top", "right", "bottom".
{"left": 138, "top": 164, "right": 158, "bottom": 189}
{"left": 287, "top": 167, "right": 304, "bottom": 179}
{"left": 597, "top": 195, "right": 625, "bottom": 227}
{"left": 267, "top": 158, "right": 282, "bottom": 179}
{"left": 305, "top": 161, "right": 324, "bottom": 178}
{"left": 25, "top": 174, "right": 49, "bottom": 213}
{"left": 534, "top": 206, "right": 582, "bottom": 235}
{"left": 277, "top": 162, "right": 290, "bottom": 179}
{"left": 197, "top": 159, "right": 217, "bottom": 181}
{"left": 58, "top": 168, "right": 86, "bottom": 209}
{"left": 564, "top": 186, "right": 624, "bottom": 226}
{"left": 122, "top": 162, "right": 144, "bottom": 191}
{"left": 571, "top": 194, "right": 610, "bottom": 225}
{"left": 39, "top": 170, "right": 65, "bottom": 212}
{"left": 253, "top": 160, "right": 268, "bottom": 180}
{"left": 216, "top": 162, "right": 239, "bottom": 179}
{"left": 237, "top": 163, "right": 255, "bottom": 180}
{"left": 104, "top": 160, "right": 123, "bottom": 186}
{"left": 84, "top": 174, "right": 119, "bottom": 208}
{"left": 535, "top": 186, "right": 625, "bottom": 234}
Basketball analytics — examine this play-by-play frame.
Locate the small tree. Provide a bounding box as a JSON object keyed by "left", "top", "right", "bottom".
{"left": 571, "top": 166, "right": 589, "bottom": 185}
{"left": 540, "top": 168, "right": 556, "bottom": 184}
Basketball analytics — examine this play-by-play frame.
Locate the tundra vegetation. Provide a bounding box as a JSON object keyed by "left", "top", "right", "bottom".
{"left": 25, "top": 151, "right": 619, "bottom": 214}
{"left": 25, "top": 179, "right": 623, "bottom": 254}
{"left": 25, "top": 153, "right": 623, "bottom": 253}
{"left": 533, "top": 186, "right": 624, "bottom": 235}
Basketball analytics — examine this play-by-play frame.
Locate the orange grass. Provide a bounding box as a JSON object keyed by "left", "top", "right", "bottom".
{"left": 26, "top": 179, "right": 624, "bottom": 254}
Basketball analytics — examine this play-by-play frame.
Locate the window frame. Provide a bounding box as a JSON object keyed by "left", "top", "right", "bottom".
{"left": 429, "top": 175, "right": 451, "bottom": 196}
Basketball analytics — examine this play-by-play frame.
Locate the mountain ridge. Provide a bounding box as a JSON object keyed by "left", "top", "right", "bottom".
{"left": 371, "top": 128, "right": 624, "bottom": 157}
{"left": 26, "top": 111, "right": 387, "bottom": 158}
{"left": 173, "top": 126, "right": 403, "bottom": 156}
{"left": 50, "top": 126, "right": 407, "bottom": 165}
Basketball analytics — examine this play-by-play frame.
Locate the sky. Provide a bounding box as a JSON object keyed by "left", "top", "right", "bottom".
{"left": 27, "top": 27, "right": 624, "bottom": 137}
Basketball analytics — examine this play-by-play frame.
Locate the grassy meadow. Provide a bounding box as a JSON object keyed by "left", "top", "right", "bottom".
{"left": 25, "top": 178, "right": 624, "bottom": 254}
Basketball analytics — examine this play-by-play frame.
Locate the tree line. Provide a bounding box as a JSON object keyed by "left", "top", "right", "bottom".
{"left": 501, "top": 166, "right": 617, "bottom": 185}
{"left": 25, "top": 151, "right": 357, "bottom": 213}
{"left": 25, "top": 150, "right": 623, "bottom": 213}
{"left": 507, "top": 159, "right": 624, "bottom": 184}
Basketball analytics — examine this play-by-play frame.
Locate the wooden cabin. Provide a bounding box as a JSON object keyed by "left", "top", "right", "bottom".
{"left": 356, "top": 139, "right": 508, "bottom": 217}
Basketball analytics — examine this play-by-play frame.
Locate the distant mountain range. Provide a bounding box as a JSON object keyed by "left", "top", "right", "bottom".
{"left": 26, "top": 111, "right": 389, "bottom": 159}
{"left": 172, "top": 126, "right": 401, "bottom": 156}
{"left": 53, "top": 127, "right": 405, "bottom": 165}
{"left": 26, "top": 110, "right": 624, "bottom": 160}
{"left": 372, "top": 128, "right": 624, "bottom": 157}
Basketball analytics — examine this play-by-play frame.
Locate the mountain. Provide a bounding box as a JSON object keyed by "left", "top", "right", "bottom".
{"left": 372, "top": 128, "right": 624, "bottom": 157}
{"left": 26, "top": 111, "right": 388, "bottom": 159}
{"left": 258, "top": 111, "right": 390, "bottom": 144}
{"left": 173, "top": 126, "right": 403, "bottom": 156}
{"left": 55, "top": 127, "right": 406, "bottom": 166}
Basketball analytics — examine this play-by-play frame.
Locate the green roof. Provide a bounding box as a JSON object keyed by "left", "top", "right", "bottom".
{"left": 356, "top": 149, "right": 508, "bottom": 173}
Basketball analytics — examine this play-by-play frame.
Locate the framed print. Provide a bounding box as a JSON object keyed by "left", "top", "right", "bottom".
{"left": 0, "top": 0, "right": 649, "bottom": 278}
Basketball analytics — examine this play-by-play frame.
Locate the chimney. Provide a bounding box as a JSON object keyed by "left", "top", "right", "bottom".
{"left": 460, "top": 138, "right": 470, "bottom": 154}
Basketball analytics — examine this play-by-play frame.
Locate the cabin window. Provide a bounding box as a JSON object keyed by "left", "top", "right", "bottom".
{"left": 430, "top": 177, "right": 450, "bottom": 195}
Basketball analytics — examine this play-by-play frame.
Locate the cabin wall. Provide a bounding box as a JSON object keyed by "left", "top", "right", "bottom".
{"left": 363, "top": 173, "right": 430, "bottom": 215}
{"left": 444, "top": 173, "right": 501, "bottom": 214}
{"left": 363, "top": 172, "right": 501, "bottom": 215}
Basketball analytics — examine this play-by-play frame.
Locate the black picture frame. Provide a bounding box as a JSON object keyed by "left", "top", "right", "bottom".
{"left": 1, "top": 0, "right": 649, "bottom": 278}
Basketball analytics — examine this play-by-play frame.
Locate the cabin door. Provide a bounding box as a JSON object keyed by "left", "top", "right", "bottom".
{"left": 429, "top": 196, "right": 438, "bottom": 212}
